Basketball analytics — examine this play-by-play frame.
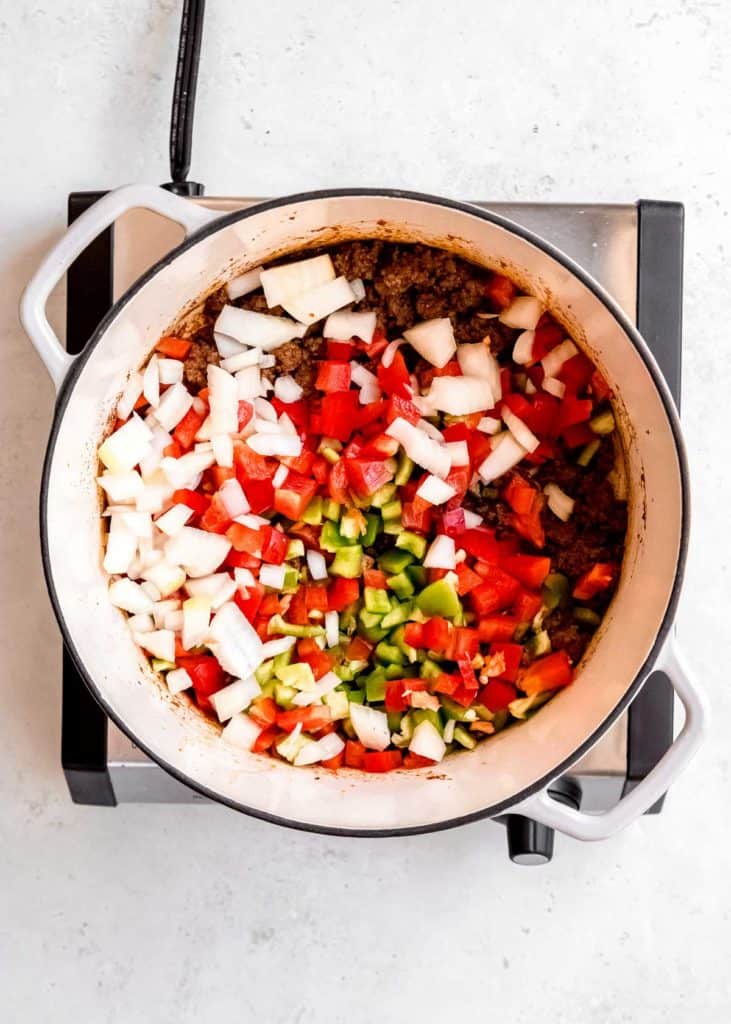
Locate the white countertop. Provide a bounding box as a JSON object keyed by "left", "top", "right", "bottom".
{"left": 1, "top": 2, "right": 729, "bottom": 1020}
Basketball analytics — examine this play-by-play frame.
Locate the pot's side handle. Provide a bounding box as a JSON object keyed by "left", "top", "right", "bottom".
{"left": 512, "top": 637, "right": 709, "bottom": 842}
{"left": 19, "top": 184, "right": 220, "bottom": 391}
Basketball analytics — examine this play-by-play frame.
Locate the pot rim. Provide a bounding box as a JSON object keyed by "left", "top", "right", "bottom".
{"left": 39, "top": 187, "right": 690, "bottom": 836}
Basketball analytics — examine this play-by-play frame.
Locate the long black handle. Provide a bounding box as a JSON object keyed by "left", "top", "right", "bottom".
{"left": 164, "top": 0, "right": 206, "bottom": 195}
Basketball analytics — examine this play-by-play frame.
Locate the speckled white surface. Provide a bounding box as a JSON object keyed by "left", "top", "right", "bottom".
{"left": 1, "top": 1, "right": 729, "bottom": 1020}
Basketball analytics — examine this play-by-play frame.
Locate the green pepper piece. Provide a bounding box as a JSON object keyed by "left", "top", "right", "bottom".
{"left": 453, "top": 724, "right": 477, "bottom": 750}
{"left": 378, "top": 548, "right": 414, "bottom": 574}
{"left": 268, "top": 614, "right": 325, "bottom": 639}
{"left": 387, "top": 711, "right": 403, "bottom": 733}
{"left": 440, "top": 696, "right": 478, "bottom": 722}
{"left": 301, "top": 496, "right": 323, "bottom": 525}
{"left": 365, "top": 670, "right": 387, "bottom": 703}
{"left": 334, "top": 664, "right": 355, "bottom": 682}
{"left": 492, "top": 709, "right": 510, "bottom": 731}
{"left": 411, "top": 708, "right": 443, "bottom": 733}
{"left": 282, "top": 567, "right": 300, "bottom": 592}
{"left": 382, "top": 518, "right": 403, "bottom": 535}
{"left": 340, "top": 508, "right": 368, "bottom": 540}
{"left": 387, "top": 571, "right": 415, "bottom": 600}
{"left": 274, "top": 682, "right": 298, "bottom": 709}
{"left": 258, "top": 679, "right": 275, "bottom": 700}
{"left": 385, "top": 663, "right": 409, "bottom": 679}
{"left": 153, "top": 658, "right": 177, "bottom": 673}
{"left": 285, "top": 538, "right": 305, "bottom": 560}
{"left": 323, "top": 499, "right": 341, "bottom": 521}
{"left": 364, "top": 587, "right": 391, "bottom": 615}
{"left": 319, "top": 520, "right": 351, "bottom": 552}
{"left": 541, "top": 572, "right": 569, "bottom": 612}
{"left": 577, "top": 439, "right": 601, "bottom": 467}
{"left": 526, "top": 629, "right": 552, "bottom": 657}
{"left": 420, "top": 657, "right": 443, "bottom": 680}
{"left": 272, "top": 646, "right": 293, "bottom": 672}
{"left": 589, "top": 409, "right": 616, "bottom": 435}
{"left": 391, "top": 624, "right": 418, "bottom": 663}
{"left": 380, "top": 499, "right": 403, "bottom": 521}
{"left": 394, "top": 451, "right": 414, "bottom": 486}
{"left": 347, "top": 688, "right": 365, "bottom": 704}
{"left": 508, "top": 690, "right": 554, "bottom": 720}
{"left": 396, "top": 531, "right": 428, "bottom": 560}
{"left": 324, "top": 689, "right": 349, "bottom": 720}
{"left": 370, "top": 483, "right": 398, "bottom": 509}
{"left": 574, "top": 606, "right": 601, "bottom": 627}
{"left": 362, "top": 513, "right": 381, "bottom": 548}
{"left": 331, "top": 545, "right": 363, "bottom": 578}
{"left": 375, "top": 641, "right": 405, "bottom": 666}
{"left": 416, "top": 578, "right": 461, "bottom": 618}
{"left": 381, "top": 600, "right": 412, "bottom": 630}
{"left": 407, "top": 564, "right": 427, "bottom": 589}
{"left": 255, "top": 659, "right": 275, "bottom": 685}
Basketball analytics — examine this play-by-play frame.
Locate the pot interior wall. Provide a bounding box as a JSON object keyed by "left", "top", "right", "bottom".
{"left": 44, "top": 194, "right": 684, "bottom": 831}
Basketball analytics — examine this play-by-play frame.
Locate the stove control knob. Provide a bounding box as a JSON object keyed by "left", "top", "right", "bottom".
{"left": 505, "top": 778, "right": 582, "bottom": 865}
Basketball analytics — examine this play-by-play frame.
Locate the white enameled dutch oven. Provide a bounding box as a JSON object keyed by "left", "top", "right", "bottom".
{"left": 21, "top": 184, "right": 708, "bottom": 840}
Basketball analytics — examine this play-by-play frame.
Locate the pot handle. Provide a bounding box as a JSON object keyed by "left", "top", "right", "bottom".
{"left": 19, "top": 183, "right": 220, "bottom": 391}
{"left": 512, "top": 636, "right": 709, "bottom": 841}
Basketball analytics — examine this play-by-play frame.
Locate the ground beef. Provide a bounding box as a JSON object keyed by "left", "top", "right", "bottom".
{"left": 183, "top": 338, "right": 219, "bottom": 389}
{"left": 543, "top": 610, "right": 591, "bottom": 664}
{"left": 331, "top": 240, "right": 384, "bottom": 280}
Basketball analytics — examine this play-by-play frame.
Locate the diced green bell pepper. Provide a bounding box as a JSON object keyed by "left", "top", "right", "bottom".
{"left": 330, "top": 545, "right": 363, "bottom": 578}
{"left": 364, "top": 670, "right": 387, "bottom": 703}
{"left": 387, "top": 711, "right": 403, "bottom": 733}
{"left": 340, "top": 508, "right": 368, "bottom": 540}
{"left": 268, "top": 615, "right": 325, "bottom": 639}
{"left": 590, "top": 409, "right": 615, "bottom": 435}
{"left": 411, "top": 708, "right": 443, "bottom": 733}
{"left": 394, "top": 452, "right": 414, "bottom": 486}
{"left": 324, "top": 689, "right": 349, "bottom": 720}
{"left": 380, "top": 499, "right": 402, "bottom": 521}
{"left": 574, "top": 606, "right": 601, "bottom": 627}
{"left": 255, "top": 659, "right": 275, "bottom": 685}
{"left": 357, "top": 607, "right": 389, "bottom": 643}
{"left": 526, "top": 630, "right": 552, "bottom": 657}
{"left": 396, "top": 531, "right": 428, "bottom": 560}
{"left": 381, "top": 600, "right": 412, "bottom": 630}
{"left": 347, "top": 688, "right": 365, "bottom": 705}
{"left": 301, "top": 496, "right": 323, "bottom": 525}
{"left": 153, "top": 658, "right": 176, "bottom": 672}
{"left": 542, "top": 572, "right": 569, "bottom": 611}
{"left": 323, "top": 499, "right": 341, "bottom": 521}
{"left": 362, "top": 513, "right": 380, "bottom": 547}
{"left": 370, "top": 483, "right": 398, "bottom": 509}
{"left": 453, "top": 724, "right": 477, "bottom": 750}
{"left": 272, "top": 646, "right": 293, "bottom": 672}
{"left": 275, "top": 662, "right": 315, "bottom": 690}
{"left": 440, "top": 696, "right": 478, "bottom": 722}
{"left": 407, "top": 564, "right": 427, "bottom": 589}
{"left": 274, "top": 682, "right": 298, "bottom": 708}
{"left": 577, "top": 439, "right": 601, "bottom": 467}
{"left": 387, "top": 571, "right": 415, "bottom": 600}
{"left": 364, "top": 587, "right": 391, "bottom": 615}
{"left": 420, "top": 657, "right": 443, "bottom": 680}
{"left": 383, "top": 518, "right": 403, "bottom": 536}
{"left": 375, "top": 641, "right": 405, "bottom": 666}
{"left": 508, "top": 690, "right": 553, "bottom": 719}
{"left": 416, "top": 578, "right": 461, "bottom": 618}
{"left": 319, "top": 520, "right": 350, "bottom": 552}
{"left": 285, "top": 538, "right": 305, "bottom": 559}
{"left": 378, "top": 548, "right": 414, "bottom": 574}
{"left": 391, "top": 624, "right": 418, "bottom": 663}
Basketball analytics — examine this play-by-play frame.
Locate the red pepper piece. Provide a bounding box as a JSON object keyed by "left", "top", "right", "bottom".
{"left": 199, "top": 492, "right": 233, "bottom": 534}
{"left": 573, "top": 562, "right": 617, "bottom": 600}
{"left": 319, "top": 391, "right": 360, "bottom": 441}
{"left": 327, "top": 577, "right": 360, "bottom": 611}
{"left": 260, "top": 525, "right": 288, "bottom": 565}
{"left": 316, "top": 360, "right": 352, "bottom": 393}
{"left": 345, "top": 458, "right": 395, "bottom": 499}
{"left": 519, "top": 650, "right": 574, "bottom": 695}
{"left": 276, "top": 706, "right": 333, "bottom": 733}
{"left": 344, "top": 740, "right": 366, "bottom": 769}
{"left": 470, "top": 569, "right": 522, "bottom": 616}
{"left": 273, "top": 470, "right": 318, "bottom": 521}
{"left": 176, "top": 655, "right": 225, "bottom": 711}
{"left": 422, "top": 616, "right": 452, "bottom": 652}
{"left": 484, "top": 273, "right": 516, "bottom": 310}
{"left": 488, "top": 641, "right": 523, "bottom": 682}
{"left": 479, "top": 679, "right": 517, "bottom": 711}
{"left": 512, "top": 589, "right": 543, "bottom": 623}
{"left": 362, "top": 750, "right": 403, "bottom": 773}
{"left": 376, "top": 349, "right": 412, "bottom": 397}
{"left": 156, "top": 335, "right": 192, "bottom": 359}
{"left": 501, "top": 555, "right": 551, "bottom": 590}
{"left": 477, "top": 616, "right": 519, "bottom": 642}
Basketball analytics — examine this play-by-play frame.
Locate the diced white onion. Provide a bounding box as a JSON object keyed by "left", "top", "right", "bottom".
{"left": 166, "top": 667, "right": 193, "bottom": 695}
{"left": 155, "top": 503, "right": 194, "bottom": 537}
{"left": 349, "top": 278, "right": 366, "bottom": 302}
{"left": 541, "top": 340, "right": 578, "bottom": 377}
{"left": 185, "top": 573, "right": 231, "bottom": 600}
{"left": 214, "top": 332, "right": 248, "bottom": 358}
{"left": 207, "top": 601, "right": 263, "bottom": 679}
{"left": 409, "top": 691, "right": 441, "bottom": 711}
{"left": 219, "top": 478, "right": 249, "bottom": 518}
{"left": 254, "top": 397, "right": 277, "bottom": 421}
{"left": 282, "top": 276, "right": 356, "bottom": 325}
{"left": 194, "top": 415, "right": 213, "bottom": 442}
{"left": 215, "top": 305, "right": 307, "bottom": 351}
{"left": 235, "top": 513, "right": 269, "bottom": 529}
{"left": 349, "top": 703, "right": 390, "bottom": 752}
{"left": 246, "top": 433, "right": 302, "bottom": 457}
{"left": 182, "top": 596, "right": 211, "bottom": 650}
{"left": 426, "top": 376, "right": 495, "bottom": 415}
{"left": 417, "top": 418, "right": 445, "bottom": 443}
{"left": 208, "top": 365, "right": 239, "bottom": 436}
{"left": 542, "top": 375, "right": 566, "bottom": 399}
{"left": 512, "top": 330, "right": 535, "bottom": 365}
{"left": 139, "top": 579, "right": 162, "bottom": 601}
{"left": 423, "top": 534, "right": 456, "bottom": 570}
{"left": 114, "top": 510, "right": 152, "bottom": 539}
{"left": 260, "top": 635, "right": 297, "bottom": 659}
{"left": 409, "top": 720, "right": 446, "bottom": 762}
{"left": 306, "top": 549, "right": 328, "bottom": 581}
{"left": 157, "top": 358, "right": 184, "bottom": 385}
{"left": 358, "top": 381, "right": 381, "bottom": 405}
{"left": 103, "top": 517, "right": 137, "bottom": 574}
{"left": 97, "top": 471, "right": 144, "bottom": 504}
{"left": 117, "top": 372, "right": 144, "bottom": 420}
{"left": 404, "top": 318, "right": 456, "bottom": 368}
{"left": 386, "top": 417, "right": 451, "bottom": 479}
{"left": 259, "top": 354, "right": 276, "bottom": 369}
{"left": 99, "top": 414, "right": 154, "bottom": 473}
{"left": 234, "top": 567, "right": 256, "bottom": 590}
{"left": 350, "top": 363, "right": 379, "bottom": 390}
{"left": 381, "top": 338, "right": 403, "bottom": 369}
{"left": 226, "top": 266, "right": 263, "bottom": 300}
{"left": 260, "top": 254, "right": 335, "bottom": 309}
{"left": 140, "top": 560, "right": 186, "bottom": 598}
{"left": 160, "top": 450, "right": 216, "bottom": 490}
{"left": 163, "top": 609, "right": 184, "bottom": 631}
{"left": 274, "top": 374, "right": 304, "bottom": 403}
{"left": 236, "top": 366, "right": 263, "bottom": 401}
{"left": 477, "top": 416, "right": 501, "bottom": 435}
{"left": 211, "top": 433, "right": 234, "bottom": 468}
{"left": 478, "top": 432, "right": 527, "bottom": 483}
{"left": 292, "top": 671, "right": 341, "bottom": 709}
{"left": 463, "top": 509, "right": 484, "bottom": 528}
{"left": 108, "top": 577, "right": 155, "bottom": 614}
{"left": 324, "top": 310, "right": 377, "bottom": 343}
{"left": 134, "top": 629, "right": 175, "bottom": 663}
{"left": 154, "top": 383, "right": 194, "bottom": 432}
{"left": 222, "top": 712, "right": 262, "bottom": 751}
{"left": 152, "top": 599, "right": 181, "bottom": 629}
{"left": 525, "top": 378, "right": 537, "bottom": 395}
{"left": 142, "top": 355, "right": 160, "bottom": 409}
{"left": 209, "top": 675, "right": 261, "bottom": 722}
{"left": 128, "top": 613, "right": 154, "bottom": 633}
{"left": 544, "top": 483, "right": 575, "bottom": 522}
{"left": 444, "top": 441, "right": 469, "bottom": 466}
{"left": 260, "top": 563, "right": 287, "bottom": 589}
{"left": 443, "top": 718, "right": 456, "bottom": 744}
{"left": 325, "top": 610, "right": 339, "bottom": 648}
{"left": 164, "top": 527, "right": 231, "bottom": 578}
{"left": 271, "top": 464, "right": 288, "bottom": 489}
{"left": 220, "top": 347, "right": 262, "bottom": 373}
{"left": 416, "top": 475, "right": 457, "bottom": 506}
{"left": 499, "top": 295, "right": 543, "bottom": 330}
{"left": 502, "top": 407, "right": 540, "bottom": 453}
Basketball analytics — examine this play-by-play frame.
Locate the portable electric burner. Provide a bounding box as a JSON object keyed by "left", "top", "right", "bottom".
{"left": 58, "top": 0, "right": 684, "bottom": 863}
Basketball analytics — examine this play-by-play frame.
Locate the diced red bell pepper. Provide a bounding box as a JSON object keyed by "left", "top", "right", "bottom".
{"left": 276, "top": 706, "right": 333, "bottom": 733}
{"left": 479, "top": 679, "right": 517, "bottom": 711}
{"left": 512, "top": 589, "right": 543, "bottom": 623}
{"left": 441, "top": 507, "right": 466, "bottom": 537}
{"left": 238, "top": 400, "right": 254, "bottom": 431}
{"left": 327, "top": 460, "right": 350, "bottom": 505}
{"left": 364, "top": 569, "right": 388, "bottom": 590}
{"left": 346, "top": 636, "right": 373, "bottom": 661}
{"left": 457, "top": 653, "right": 478, "bottom": 689}
{"left": 305, "top": 586, "right": 329, "bottom": 614}
{"left": 252, "top": 726, "right": 278, "bottom": 753}
{"left": 377, "top": 349, "right": 411, "bottom": 398}
{"left": 519, "top": 650, "right": 573, "bottom": 695}
{"left": 385, "top": 680, "right": 413, "bottom": 712}
{"left": 451, "top": 683, "right": 478, "bottom": 707}
{"left": 526, "top": 394, "right": 560, "bottom": 438}
{"left": 286, "top": 588, "right": 309, "bottom": 626}
{"left": 234, "top": 442, "right": 275, "bottom": 481}
{"left": 466, "top": 430, "right": 493, "bottom": 470}
{"left": 501, "top": 555, "right": 551, "bottom": 590}
{"left": 502, "top": 392, "right": 534, "bottom": 423}
{"left": 558, "top": 353, "right": 594, "bottom": 394}
{"left": 531, "top": 315, "right": 564, "bottom": 362}
{"left": 432, "top": 672, "right": 460, "bottom": 696}
{"left": 156, "top": 335, "right": 192, "bottom": 359}
{"left": 460, "top": 528, "right": 501, "bottom": 563}
{"left": 355, "top": 399, "right": 387, "bottom": 430}
{"left": 163, "top": 439, "right": 184, "bottom": 459}
{"left": 362, "top": 750, "right": 403, "bottom": 773}
{"left": 280, "top": 448, "right": 316, "bottom": 477}
{"left": 344, "top": 739, "right": 366, "bottom": 769}
{"left": 384, "top": 394, "right": 422, "bottom": 426}
{"left": 345, "top": 458, "right": 394, "bottom": 499}
{"left": 224, "top": 549, "right": 261, "bottom": 571}
{"left": 590, "top": 368, "right": 612, "bottom": 402}
{"left": 470, "top": 569, "right": 521, "bottom": 616}
{"left": 573, "top": 562, "right": 617, "bottom": 600}
{"left": 243, "top": 477, "right": 275, "bottom": 515}
{"left": 477, "top": 616, "right": 519, "bottom": 642}
{"left": 402, "top": 752, "right": 437, "bottom": 769}
{"left": 199, "top": 492, "right": 233, "bottom": 534}
{"left": 450, "top": 627, "right": 479, "bottom": 658}
{"left": 422, "top": 617, "right": 451, "bottom": 652}
{"left": 271, "top": 397, "right": 309, "bottom": 431}
{"left": 455, "top": 562, "right": 483, "bottom": 596}
{"left": 209, "top": 466, "right": 236, "bottom": 490}
{"left": 359, "top": 433, "right": 400, "bottom": 459}
{"left": 562, "top": 422, "right": 595, "bottom": 449}
{"left": 319, "top": 391, "right": 360, "bottom": 441}
{"left": 316, "top": 360, "right": 351, "bottom": 393}
{"left": 403, "top": 622, "right": 425, "bottom": 648}
{"left": 326, "top": 340, "right": 354, "bottom": 360}
{"left": 504, "top": 475, "right": 540, "bottom": 516}
{"left": 485, "top": 272, "right": 517, "bottom": 310}
{"left": 173, "top": 405, "right": 207, "bottom": 450}
{"left": 401, "top": 500, "right": 432, "bottom": 533}
{"left": 489, "top": 641, "right": 523, "bottom": 682}
{"left": 297, "top": 638, "right": 334, "bottom": 680}
{"left": 327, "top": 577, "right": 360, "bottom": 611}
{"left": 321, "top": 751, "right": 344, "bottom": 770}
{"left": 273, "top": 471, "right": 318, "bottom": 521}
{"left": 172, "top": 488, "right": 210, "bottom": 518}
{"left": 312, "top": 455, "right": 329, "bottom": 485}
{"left": 510, "top": 509, "right": 545, "bottom": 550}
{"left": 226, "top": 522, "right": 263, "bottom": 555}
{"left": 557, "top": 394, "right": 593, "bottom": 433}
{"left": 259, "top": 593, "right": 284, "bottom": 617}
{"left": 444, "top": 465, "right": 471, "bottom": 504}
{"left": 248, "top": 696, "right": 278, "bottom": 728}
{"left": 260, "top": 525, "right": 288, "bottom": 564}
{"left": 176, "top": 655, "right": 225, "bottom": 711}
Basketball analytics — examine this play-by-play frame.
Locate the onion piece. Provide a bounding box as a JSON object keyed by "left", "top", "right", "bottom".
{"left": 211, "top": 433, "right": 233, "bottom": 468}
{"left": 324, "top": 610, "right": 339, "bottom": 648}
{"left": 525, "top": 378, "right": 537, "bottom": 395}
{"left": 416, "top": 475, "right": 457, "bottom": 506}
{"left": 426, "top": 376, "right": 495, "bottom": 415}
{"left": 477, "top": 416, "right": 501, "bottom": 435}
{"left": 114, "top": 510, "right": 152, "bottom": 539}
{"left": 259, "top": 563, "right": 287, "bottom": 589}
{"left": 134, "top": 629, "right": 175, "bottom": 663}
{"left": 160, "top": 450, "right": 216, "bottom": 490}
{"left": 499, "top": 295, "right": 543, "bottom": 330}
{"left": 458, "top": 343, "right": 502, "bottom": 401}
{"left": 444, "top": 441, "right": 469, "bottom": 466}
{"left": 226, "top": 266, "right": 263, "bottom": 300}
{"left": 512, "top": 330, "right": 535, "bottom": 365}
{"left": 349, "top": 703, "right": 390, "bottom": 752}
{"left": 127, "top": 613, "right": 153, "bottom": 633}
{"left": 274, "top": 374, "right": 303, "bottom": 403}
{"left": 423, "top": 534, "right": 456, "bottom": 570}
{"left": 97, "top": 471, "right": 144, "bottom": 504}
{"left": 154, "top": 383, "right": 194, "bottom": 432}
{"left": 166, "top": 667, "right": 193, "bottom": 695}
{"left": 208, "top": 365, "right": 239, "bottom": 435}
{"left": 349, "top": 278, "right": 366, "bottom": 302}
{"left": 154, "top": 503, "right": 193, "bottom": 537}
{"left": 260, "top": 635, "right": 296, "bottom": 659}
{"left": 417, "top": 418, "right": 445, "bottom": 443}
{"left": 235, "top": 366, "right": 262, "bottom": 401}
{"left": 158, "top": 358, "right": 184, "bottom": 385}
{"left": 214, "top": 332, "right": 248, "bottom": 358}
{"left": 108, "top": 577, "right": 155, "bottom": 615}
{"left": 541, "top": 340, "right": 578, "bottom": 377}
{"left": 358, "top": 381, "right": 381, "bottom": 405}
{"left": 350, "top": 363, "right": 379, "bottom": 390}
{"left": 281, "top": 276, "right": 356, "bottom": 325}
{"left": 544, "top": 483, "right": 575, "bottom": 522}
{"left": 409, "top": 720, "right": 446, "bottom": 762}
{"left": 143, "top": 355, "right": 160, "bottom": 408}
{"left": 292, "top": 670, "right": 340, "bottom": 709}
{"left": 163, "top": 609, "right": 184, "bottom": 631}
{"left": 182, "top": 596, "right": 210, "bottom": 650}
{"left": 215, "top": 305, "right": 307, "bottom": 351}
{"left": 207, "top": 602, "right": 263, "bottom": 680}
{"left": 220, "top": 347, "right": 262, "bottom": 373}
{"left": 140, "top": 560, "right": 186, "bottom": 598}
{"left": 542, "top": 375, "right": 566, "bottom": 399}
{"left": 209, "top": 675, "right": 261, "bottom": 722}
{"left": 381, "top": 338, "right": 403, "bottom": 369}
{"left": 403, "top": 317, "right": 456, "bottom": 368}
{"left": 99, "top": 414, "right": 154, "bottom": 473}
{"left": 260, "top": 254, "right": 335, "bottom": 308}
{"left": 103, "top": 516, "right": 137, "bottom": 574}
{"left": 502, "top": 407, "right": 540, "bottom": 453}
{"left": 164, "top": 527, "right": 231, "bottom": 578}
{"left": 246, "top": 433, "right": 302, "bottom": 457}
{"left": 386, "top": 417, "right": 451, "bottom": 478}
{"left": 323, "top": 310, "right": 377, "bottom": 343}
{"left": 463, "top": 509, "right": 484, "bottom": 528}
{"left": 477, "top": 432, "right": 527, "bottom": 483}
{"left": 117, "top": 372, "right": 144, "bottom": 420}
{"left": 306, "top": 549, "right": 328, "bottom": 581}
{"left": 185, "top": 573, "right": 231, "bottom": 600}
{"left": 221, "top": 712, "right": 262, "bottom": 751}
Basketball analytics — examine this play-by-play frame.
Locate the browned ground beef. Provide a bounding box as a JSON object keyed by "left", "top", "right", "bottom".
{"left": 182, "top": 239, "right": 626, "bottom": 664}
